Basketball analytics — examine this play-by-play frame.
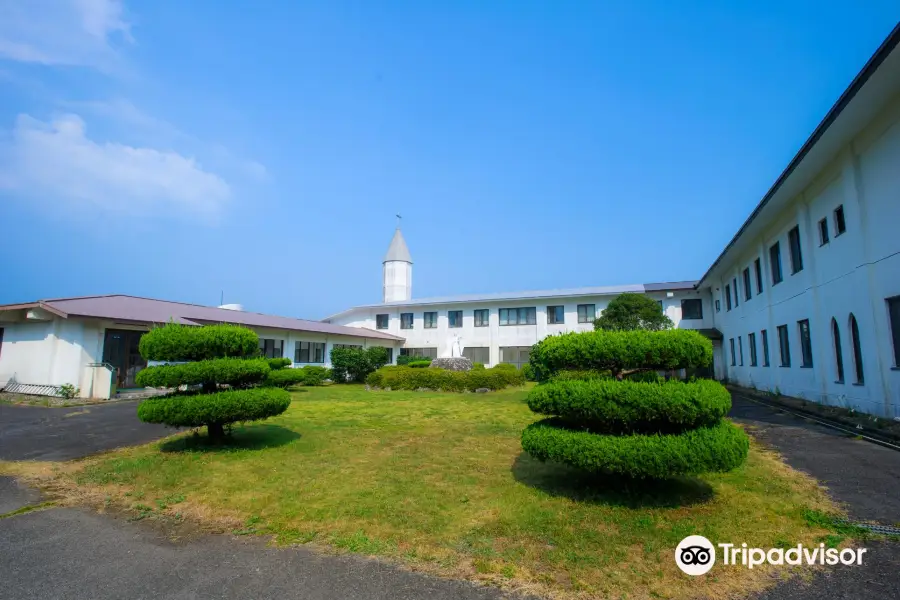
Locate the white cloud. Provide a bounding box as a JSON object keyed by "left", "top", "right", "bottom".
{"left": 0, "top": 0, "right": 131, "bottom": 69}
{"left": 1, "top": 113, "right": 231, "bottom": 218}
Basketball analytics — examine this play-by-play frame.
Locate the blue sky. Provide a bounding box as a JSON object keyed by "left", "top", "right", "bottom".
{"left": 1, "top": 2, "right": 897, "bottom": 319}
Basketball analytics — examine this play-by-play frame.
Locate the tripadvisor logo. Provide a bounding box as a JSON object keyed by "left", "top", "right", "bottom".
{"left": 675, "top": 536, "right": 868, "bottom": 575}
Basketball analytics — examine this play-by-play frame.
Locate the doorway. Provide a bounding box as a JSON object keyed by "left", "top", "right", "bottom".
{"left": 102, "top": 329, "right": 147, "bottom": 389}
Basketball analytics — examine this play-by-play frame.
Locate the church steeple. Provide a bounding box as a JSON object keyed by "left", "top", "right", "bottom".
{"left": 382, "top": 224, "right": 413, "bottom": 303}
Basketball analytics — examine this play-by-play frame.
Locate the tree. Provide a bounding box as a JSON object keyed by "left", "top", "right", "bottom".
{"left": 330, "top": 346, "right": 390, "bottom": 383}
{"left": 522, "top": 329, "right": 748, "bottom": 479}
{"left": 593, "top": 293, "right": 673, "bottom": 332}
{"left": 136, "top": 323, "right": 290, "bottom": 442}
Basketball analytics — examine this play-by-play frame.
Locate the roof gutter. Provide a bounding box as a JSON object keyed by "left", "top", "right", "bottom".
{"left": 697, "top": 22, "right": 900, "bottom": 288}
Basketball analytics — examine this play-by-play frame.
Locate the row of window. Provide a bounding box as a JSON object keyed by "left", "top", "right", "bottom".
{"left": 381, "top": 305, "right": 600, "bottom": 330}
{"left": 719, "top": 205, "right": 847, "bottom": 313}
{"left": 398, "top": 346, "right": 528, "bottom": 367}
{"left": 728, "top": 313, "right": 866, "bottom": 385}
{"left": 261, "top": 339, "right": 393, "bottom": 364}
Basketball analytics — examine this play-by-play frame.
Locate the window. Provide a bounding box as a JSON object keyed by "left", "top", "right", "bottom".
{"left": 788, "top": 226, "right": 803, "bottom": 274}
{"left": 743, "top": 268, "right": 752, "bottom": 301}
{"left": 385, "top": 348, "right": 393, "bottom": 364}
{"left": 423, "top": 311, "right": 437, "bottom": 329}
{"left": 0, "top": 327, "right": 3, "bottom": 358}
{"left": 681, "top": 299, "right": 703, "bottom": 320}
{"left": 770, "top": 242, "right": 783, "bottom": 285}
{"left": 849, "top": 313, "right": 864, "bottom": 384}
{"left": 889, "top": 297, "right": 900, "bottom": 367}
{"left": 733, "top": 277, "right": 739, "bottom": 307}
{"left": 332, "top": 344, "right": 362, "bottom": 350}
{"left": 375, "top": 314, "right": 389, "bottom": 330}
{"left": 738, "top": 336, "right": 744, "bottom": 366}
{"left": 547, "top": 305, "right": 565, "bottom": 324}
{"left": 499, "top": 346, "right": 531, "bottom": 369}
{"left": 462, "top": 346, "right": 490, "bottom": 365}
{"left": 499, "top": 307, "right": 536, "bottom": 326}
{"left": 725, "top": 284, "right": 732, "bottom": 311}
{"left": 259, "top": 338, "right": 283, "bottom": 359}
{"left": 448, "top": 310, "right": 463, "bottom": 328}
{"left": 474, "top": 309, "right": 489, "bottom": 327}
{"left": 294, "top": 341, "right": 325, "bottom": 363}
{"left": 777, "top": 325, "right": 791, "bottom": 367}
{"left": 730, "top": 338, "right": 736, "bottom": 366}
{"left": 818, "top": 218, "right": 829, "bottom": 245}
{"left": 400, "top": 313, "right": 414, "bottom": 329}
{"left": 577, "top": 304, "right": 595, "bottom": 323}
{"left": 400, "top": 347, "right": 438, "bottom": 359}
{"left": 754, "top": 258, "right": 763, "bottom": 295}
{"left": 834, "top": 205, "right": 846, "bottom": 235}
{"left": 798, "top": 319, "right": 813, "bottom": 367}
{"left": 761, "top": 330, "right": 770, "bottom": 366}
{"left": 749, "top": 332, "right": 757, "bottom": 366}
{"left": 715, "top": 299, "right": 721, "bottom": 313}
{"left": 832, "top": 318, "right": 844, "bottom": 383}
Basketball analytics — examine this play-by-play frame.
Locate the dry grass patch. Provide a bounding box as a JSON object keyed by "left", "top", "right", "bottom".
{"left": 3, "top": 385, "right": 845, "bottom": 599}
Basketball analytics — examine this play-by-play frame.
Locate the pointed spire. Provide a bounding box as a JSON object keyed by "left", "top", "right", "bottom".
{"left": 383, "top": 227, "right": 412, "bottom": 263}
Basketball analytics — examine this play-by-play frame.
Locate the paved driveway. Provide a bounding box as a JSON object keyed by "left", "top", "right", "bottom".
{"left": 0, "top": 400, "right": 176, "bottom": 461}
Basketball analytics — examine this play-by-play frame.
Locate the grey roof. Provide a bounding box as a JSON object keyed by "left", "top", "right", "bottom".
{"left": 383, "top": 228, "right": 412, "bottom": 263}
{"left": 323, "top": 280, "right": 697, "bottom": 319}
{"left": 0, "top": 295, "right": 404, "bottom": 341}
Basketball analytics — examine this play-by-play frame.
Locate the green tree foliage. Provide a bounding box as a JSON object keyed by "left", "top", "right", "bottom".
{"left": 592, "top": 293, "right": 673, "bottom": 332}
{"left": 366, "top": 365, "right": 525, "bottom": 392}
{"left": 521, "top": 329, "right": 748, "bottom": 479}
{"left": 330, "top": 346, "right": 392, "bottom": 382}
{"left": 397, "top": 355, "right": 432, "bottom": 366}
{"left": 267, "top": 358, "right": 292, "bottom": 370}
{"left": 136, "top": 323, "right": 289, "bottom": 441}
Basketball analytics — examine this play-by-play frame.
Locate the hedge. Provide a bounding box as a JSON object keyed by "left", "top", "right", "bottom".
{"left": 526, "top": 379, "right": 731, "bottom": 433}
{"left": 331, "top": 347, "right": 386, "bottom": 383}
{"left": 136, "top": 358, "right": 270, "bottom": 389}
{"left": 264, "top": 368, "right": 306, "bottom": 388}
{"left": 300, "top": 366, "right": 330, "bottom": 386}
{"left": 408, "top": 360, "right": 431, "bottom": 368}
{"left": 267, "top": 358, "right": 292, "bottom": 370}
{"left": 137, "top": 388, "right": 291, "bottom": 430}
{"left": 397, "top": 355, "right": 431, "bottom": 366}
{"left": 529, "top": 329, "right": 712, "bottom": 380}
{"left": 366, "top": 365, "right": 525, "bottom": 392}
{"left": 548, "top": 369, "right": 611, "bottom": 382}
{"left": 139, "top": 323, "right": 259, "bottom": 362}
{"left": 521, "top": 418, "right": 749, "bottom": 478}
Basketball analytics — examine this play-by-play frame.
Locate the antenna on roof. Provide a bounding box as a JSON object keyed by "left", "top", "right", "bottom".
{"left": 220, "top": 290, "right": 224, "bottom": 306}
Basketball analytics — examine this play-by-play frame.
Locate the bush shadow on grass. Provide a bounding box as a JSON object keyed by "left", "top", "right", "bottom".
{"left": 511, "top": 452, "right": 714, "bottom": 509}
{"left": 159, "top": 424, "right": 301, "bottom": 453}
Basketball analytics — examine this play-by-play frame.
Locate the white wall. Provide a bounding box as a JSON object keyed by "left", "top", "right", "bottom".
{"left": 705, "top": 95, "right": 900, "bottom": 417}
{"left": 329, "top": 288, "right": 709, "bottom": 366}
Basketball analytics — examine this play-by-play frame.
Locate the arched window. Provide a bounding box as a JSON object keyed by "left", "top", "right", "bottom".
{"left": 849, "top": 313, "right": 864, "bottom": 385}
{"left": 831, "top": 318, "right": 844, "bottom": 383}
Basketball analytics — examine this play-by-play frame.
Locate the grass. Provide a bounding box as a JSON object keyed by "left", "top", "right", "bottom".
{"left": 2, "top": 384, "right": 844, "bottom": 599}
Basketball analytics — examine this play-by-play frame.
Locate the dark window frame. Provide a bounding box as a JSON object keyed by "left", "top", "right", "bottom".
{"left": 499, "top": 307, "right": 536, "bottom": 326}
{"left": 849, "top": 313, "right": 864, "bottom": 384}
{"left": 715, "top": 299, "right": 721, "bottom": 313}
{"left": 423, "top": 311, "right": 437, "bottom": 329}
{"left": 738, "top": 335, "right": 744, "bottom": 366}
{"left": 889, "top": 296, "right": 900, "bottom": 368}
{"left": 777, "top": 325, "right": 791, "bottom": 367}
{"left": 375, "top": 314, "right": 389, "bottom": 330}
{"left": 462, "top": 346, "right": 490, "bottom": 365}
{"left": 474, "top": 309, "right": 489, "bottom": 327}
{"left": 259, "top": 338, "right": 284, "bottom": 359}
{"left": 798, "top": 319, "right": 813, "bottom": 368}
{"left": 748, "top": 332, "right": 758, "bottom": 366}
{"left": 547, "top": 305, "right": 565, "bottom": 325}
{"left": 725, "top": 284, "right": 732, "bottom": 311}
{"left": 400, "top": 313, "right": 414, "bottom": 330}
{"left": 730, "top": 338, "right": 736, "bottom": 366}
{"left": 832, "top": 318, "right": 845, "bottom": 383}
{"left": 294, "top": 341, "right": 325, "bottom": 364}
{"left": 761, "top": 329, "right": 770, "bottom": 367}
{"left": 448, "top": 310, "right": 463, "bottom": 328}
{"left": 788, "top": 226, "right": 804, "bottom": 274}
{"left": 754, "top": 258, "right": 763, "bottom": 295}
{"left": 770, "top": 242, "right": 783, "bottom": 285}
{"left": 834, "top": 205, "right": 846, "bottom": 236}
{"left": 681, "top": 299, "right": 703, "bottom": 320}
{"left": 818, "top": 218, "right": 829, "bottom": 246}
{"left": 577, "top": 304, "right": 596, "bottom": 324}
{"left": 742, "top": 268, "right": 752, "bottom": 301}
{"left": 733, "top": 277, "right": 740, "bottom": 307}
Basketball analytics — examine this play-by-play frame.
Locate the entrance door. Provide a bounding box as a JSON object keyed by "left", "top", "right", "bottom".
{"left": 102, "top": 329, "right": 147, "bottom": 388}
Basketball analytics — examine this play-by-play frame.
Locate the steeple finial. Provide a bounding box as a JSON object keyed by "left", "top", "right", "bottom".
{"left": 396, "top": 213, "right": 402, "bottom": 229}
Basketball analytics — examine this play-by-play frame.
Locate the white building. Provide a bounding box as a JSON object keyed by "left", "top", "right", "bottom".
{"left": 0, "top": 295, "right": 402, "bottom": 399}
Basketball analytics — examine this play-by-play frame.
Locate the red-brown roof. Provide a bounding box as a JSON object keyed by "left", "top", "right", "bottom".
{"left": 0, "top": 295, "right": 403, "bottom": 341}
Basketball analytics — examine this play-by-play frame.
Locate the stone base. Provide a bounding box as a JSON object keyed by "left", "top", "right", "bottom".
{"left": 430, "top": 357, "right": 473, "bottom": 372}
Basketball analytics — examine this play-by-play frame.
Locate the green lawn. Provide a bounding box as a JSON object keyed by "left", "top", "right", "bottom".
{"left": 8, "top": 384, "right": 840, "bottom": 599}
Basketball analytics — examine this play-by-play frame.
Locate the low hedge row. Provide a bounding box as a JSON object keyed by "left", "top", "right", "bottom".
{"left": 264, "top": 366, "right": 331, "bottom": 388}
{"left": 548, "top": 369, "right": 612, "bottom": 382}
{"left": 520, "top": 417, "right": 749, "bottom": 478}
{"left": 366, "top": 365, "right": 525, "bottom": 392}
{"left": 526, "top": 378, "right": 731, "bottom": 433}
{"left": 137, "top": 387, "right": 292, "bottom": 429}
{"left": 529, "top": 329, "right": 712, "bottom": 380}
{"left": 136, "top": 358, "right": 270, "bottom": 388}
{"left": 408, "top": 360, "right": 431, "bottom": 368}
{"left": 397, "top": 355, "right": 432, "bottom": 366}
{"left": 267, "top": 358, "right": 292, "bottom": 370}
{"left": 139, "top": 323, "right": 259, "bottom": 362}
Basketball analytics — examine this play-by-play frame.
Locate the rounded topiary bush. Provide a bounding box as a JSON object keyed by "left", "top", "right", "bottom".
{"left": 521, "top": 330, "right": 748, "bottom": 478}
{"left": 136, "top": 323, "right": 290, "bottom": 441}
{"left": 264, "top": 368, "right": 307, "bottom": 388}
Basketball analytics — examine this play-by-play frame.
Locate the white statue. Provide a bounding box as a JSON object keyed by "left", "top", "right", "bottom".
{"left": 448, "top": 334, "right": 464, "bottom": 358}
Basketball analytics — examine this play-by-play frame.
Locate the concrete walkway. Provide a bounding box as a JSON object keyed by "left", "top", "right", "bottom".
{"left": 730, "top": 393, "right": 900, "bottom": 599}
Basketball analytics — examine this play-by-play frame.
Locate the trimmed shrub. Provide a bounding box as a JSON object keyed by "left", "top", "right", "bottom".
{"left": 136, "top": 358, "right": 270, "bottom": 389}
{"left": 139, "top": 323, "right": 259, "bottom": 362}
{"left": 366, "top": 346, "right": 390, "bottom": 369}
{"left": 408, "top": 360, "right": 431, "bottom": 368}
{"left": 264, "top": 368, "right": 306, "bottom": 388}
{"left": 136, "top": 324, "right": 289, "bottom": 441}
{"left": 521, "top": 418, "right": 749, "bottom": 479}
{"left": 521, "top": 329, "right": 747, "bottom": 479}
{"left": 493, "top": 363, "right": 517, "bottom": 371}
{"left": 397, "top": 355, "right": 432, "bottom": 366}
{"left": 138, "top": 388, "right": 291, "bottom": 430}
{"left": 267, "top": 358, "right": 292, "bottom": 370}
{"left": 521, "top": 364, "right": 536, "bottom": 381}
{"left": 331, "top": 347, "right": 388, "bottom": 383}
{"left": 472, "top": 363, "right": 485, "bottom": 370}
{"left": 301, "top": 366, "right": 330, "bottom": 386}
{"left": 528, "top": 329, "right": 712, "bottom": 381}
{"left": 366, "top": 365, "right": 525, "bottom": 392}
{"left": 526, "top": 379, "right": 731, "bottom": 433}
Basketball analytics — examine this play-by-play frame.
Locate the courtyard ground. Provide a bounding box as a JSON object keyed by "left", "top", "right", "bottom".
{"left": 0, "top": 384, "right": 859, "bottom": 600}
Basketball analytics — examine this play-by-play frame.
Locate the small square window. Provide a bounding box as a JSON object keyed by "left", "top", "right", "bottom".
{"left": 834, "top": 205, "right": 846, "bottom": 235}
{"left": 448, "top": 310, "right": 463, "bottom": 328}
{"left": 400, "top": 313, "right": 414, "bottom": 329}
{"left": 577, "top": 304, "right": 595, "bottom": 323}
{"left": 474, "top": 309, "right": 489, "bottom": 327}
{"left": 375, "top": 314, "right": 389, "bottom": 330}
{"left": 681, "top": 299, "right": 703, "bottom": 320}
{"left": 547, "top": 305, "right": 565, "bottom": 325}
{"left": 818, "top": 218, "right": 829, "bottom": 245}
{"left": 423, "top": 312, "right": 437, "bottom": 329}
